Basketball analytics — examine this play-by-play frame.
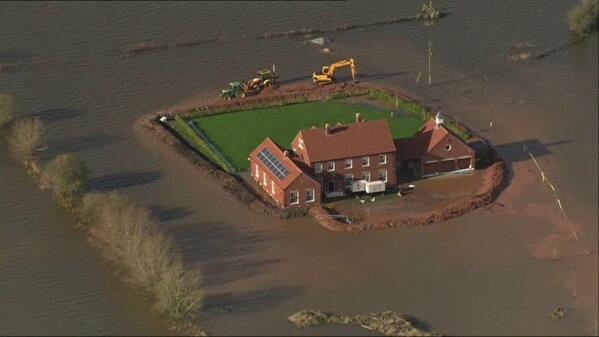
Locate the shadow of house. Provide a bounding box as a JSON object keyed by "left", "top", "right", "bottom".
{"left": 202, "top": 286, "right": 302, "bottom": 317}
{"left": 88, "top": 171, "right": 162, "bottom": 191}
{"left": 493, "top": 138, "right": 572, "bottom": 163}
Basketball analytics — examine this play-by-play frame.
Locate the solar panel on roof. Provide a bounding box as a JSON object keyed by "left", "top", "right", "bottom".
{"left": 257, "top": 148, "right": 289, "bottom": 180}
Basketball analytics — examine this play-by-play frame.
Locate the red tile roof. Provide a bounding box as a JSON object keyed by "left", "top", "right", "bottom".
{"left": 396, "top": 118, "right": 459, "bottom": 160}
{"left": 249, "top": 138, "right": 303, "bottom": 189}
{"left": 298, "top": 119, "right": 396, "bottom": 163}
{"left": 395, "top": 133, "right": 431, "bottom": 160}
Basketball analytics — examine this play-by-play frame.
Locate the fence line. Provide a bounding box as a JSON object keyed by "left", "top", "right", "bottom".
{"left": 523, "top": 144, "right": 579, "bottom": 243}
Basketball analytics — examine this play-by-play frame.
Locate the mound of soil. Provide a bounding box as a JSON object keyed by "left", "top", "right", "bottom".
{"left": 288, "top": 310, "right": 441, "bottom": 336}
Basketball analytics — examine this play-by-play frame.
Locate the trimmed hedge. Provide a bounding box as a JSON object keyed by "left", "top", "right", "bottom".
{"left": 367, "top": 89, "right": 472, "bottom": 142}
{"left": 171, "top": 115, "right": 235, "bottom": 173}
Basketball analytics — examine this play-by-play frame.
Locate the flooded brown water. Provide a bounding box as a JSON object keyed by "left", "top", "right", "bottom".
{"left": 1, "top": 1, "right": 596, "bottom": 335}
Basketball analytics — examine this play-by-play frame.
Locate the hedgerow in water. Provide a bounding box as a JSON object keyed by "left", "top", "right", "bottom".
{"left": 568, "top": 0, "right": 599, "bottom": 37}
{"left": 80, "top": 192, "right": 204, "bottom": 321}
{"left": 8, "top": 117, "right": 43, "bottom": 162}
{"left": 0, "top": 94, "right": 15, "bottom": 130}
{"left": 44, "top": 154, "right": 90, "bottom": 206}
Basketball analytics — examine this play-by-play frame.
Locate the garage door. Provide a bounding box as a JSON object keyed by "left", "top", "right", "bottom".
{"left": 423, "top": 162, "right": 438, "bottom": 175}
{"left": 457, "top": 157, "right": 471, "bottom": 170}
{"left": 440, "top": 159, "right": 456, "bottom": 172}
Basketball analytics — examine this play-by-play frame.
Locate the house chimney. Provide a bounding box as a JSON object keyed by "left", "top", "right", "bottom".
{"left": 435, "top": 111, "right": 444, "bottom": 128}
{"left": 325, "top": 123, "right": 330, "bottom": 135}
{"left": 355, "top": 112, "right": 361, "bottom": 123}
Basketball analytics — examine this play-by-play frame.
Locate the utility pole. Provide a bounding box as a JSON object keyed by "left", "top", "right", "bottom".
{"left": 428, "top": 40, "right": 433, "bottom": 86}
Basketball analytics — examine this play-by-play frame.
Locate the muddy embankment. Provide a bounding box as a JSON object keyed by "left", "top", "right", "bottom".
{"left": 310, "top": 148, "right": 508, "bottom": 233}
{"left": 139, "top": 82, "right": 508, "bottom": 230}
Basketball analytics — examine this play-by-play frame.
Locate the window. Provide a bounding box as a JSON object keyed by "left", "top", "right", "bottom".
{"left": 314, "top": 162, "right": 322, "bottom": 173}
{"left": 289, "top": 191, "right": 299, "bottom": 205}
{"left": 379, "top": 170, "right": 388, "bottom": 182}
{"left": 362, "top": 172, "right": 370, "bottom": 182}
{"left": 263, "top": 173, "right": 267, "bottom": 186}
{"left": 344, "top": 174, "right": 353, "bottom": 188}
{"left": 306, "top": 189, "right": 315, "bottom": 203}
{"left": 379, "top": 154, "right": 387, "bottom": 165}
{"left": 254, "top": 164, "right": 260, "bottom": 181}
{"left": 271, "top": 180, "right": 275, "bottom": 195}
{"left": 445, "top": 144, "right": 452, "bottom": 151}
{"left": 362, "top": 156, "right": 370, "bottom": 167}
{"left": 345, "top": 159, "right": 353, "bottom": 169}
{"left": 327, "top": 161, "right": 335, "bottom": 172}
{"left": 298, "top": 138, "right": 304, "bottom": 149}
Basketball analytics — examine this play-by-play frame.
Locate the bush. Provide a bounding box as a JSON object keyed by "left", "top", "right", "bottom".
{"left": 45, "top": 154, "right": 90, "bottom": 204}
{"left": 8, "top": 117, "right": 43, "bottom": 161}
{"left": 80, "top": 192, "right": 203, "bottom": 320}
{"left": 568, "top": 0, "right": 599, "bottom": 37}
{"left": 0, "top": 94, "right": 15, "bottom": 130}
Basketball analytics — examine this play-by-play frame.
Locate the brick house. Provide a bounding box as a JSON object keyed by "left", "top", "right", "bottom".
{"left": 395, "top": 116, "right": 475, "bottom": 177}
{"left": 249, "top": 137, "right": 321, "bottom": 208}
{"left": 291, "top": 114, "right": 397, "bottom": 197}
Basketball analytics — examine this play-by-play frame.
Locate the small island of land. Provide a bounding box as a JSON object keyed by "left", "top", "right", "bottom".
{"left": 139, "top": 80, "right": 507, "bottom": 232}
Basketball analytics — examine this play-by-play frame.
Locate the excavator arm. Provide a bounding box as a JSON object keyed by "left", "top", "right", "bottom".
{"left": 313, "top": 58, "right": 356, "bottom": 85}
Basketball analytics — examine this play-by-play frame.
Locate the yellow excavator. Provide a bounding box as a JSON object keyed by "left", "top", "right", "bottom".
{"left": 312, "top": 58, "right": 357, "bottom": 86}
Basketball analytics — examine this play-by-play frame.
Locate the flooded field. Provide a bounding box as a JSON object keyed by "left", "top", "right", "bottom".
{"left": 1, "top": 1, "right": 596, "bottom": 335}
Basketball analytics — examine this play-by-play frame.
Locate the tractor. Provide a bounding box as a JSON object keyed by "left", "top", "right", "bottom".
{"left": 220, "top": 66, "right": 279, "bottom": 100}
{"left": 220, "top": 81, "right": 248, "bottom": 100}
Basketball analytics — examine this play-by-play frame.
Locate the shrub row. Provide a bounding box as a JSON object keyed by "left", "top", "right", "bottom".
{"left": 367, "top": 88, "right": 472, "bottom": 141}
{"left": 80, "top": 192, "right": 204, "bottom": 321}
{"left": 1, "top": 94, "right": 205, "bottom": 335}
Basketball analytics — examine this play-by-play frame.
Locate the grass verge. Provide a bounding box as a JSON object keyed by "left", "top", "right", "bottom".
{"left": 170, "top": 115, "right": 235, "bottom": 173}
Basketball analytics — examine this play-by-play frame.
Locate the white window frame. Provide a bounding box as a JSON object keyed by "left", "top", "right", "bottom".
{"left": 263, "top": 172, "right": 267, "bottom": 186}
{"left": 362, "top": 172, "right": 371, "bottom": 182}
{"left": 254, "top": 163, "right": 260, "bottom": 181}
{"left": 345, "top": 159, "right": 353, "bottom": 169}
{"left": 344, "top": 174, "right": 353, "bottom": 188}
{"left": 314, "top": 162, "right": 322, "bottom": 174}
{"left": 379, "top": 169, "right": 388, "bottom": 182}
{"left": 362, "top": 156, "right": 370, "bottom": 167}
{"left": 298, "top": 138, "right": 304, "bottom": 149}
{"left": 379, "top": 154, "right": 387, "bottom": 165}
{"left": 289, "top": 191, "right": 299, "bottom": 205}
{"left": 305, "top": 189, "right": 315, "bottom": 203}
{"left": 327, "top": 161, "right": 335, "bottom": 172}
{"left": 271, "top": 180, "right": 275, "bottom": 195}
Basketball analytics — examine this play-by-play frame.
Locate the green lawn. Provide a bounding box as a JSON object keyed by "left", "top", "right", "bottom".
{"left": 191, "top": 101, "right": 422, "bottom": 170}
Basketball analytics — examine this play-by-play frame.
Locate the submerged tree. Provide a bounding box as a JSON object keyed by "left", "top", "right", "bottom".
{"left": 0, "top": 94, "right": 15, "bottom": 130}
{"left": 568, "top": 0, "right": 599, "bottom": 37}
{"left": 45, "top": 154, "right": 90, "bottom": 204}
{"left": 8, "top": 117, "right": 43, "bottom": 162}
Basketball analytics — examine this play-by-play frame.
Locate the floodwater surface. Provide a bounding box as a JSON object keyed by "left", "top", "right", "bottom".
{"left": 0, "top": 1, "right": 597, "bottom": 335}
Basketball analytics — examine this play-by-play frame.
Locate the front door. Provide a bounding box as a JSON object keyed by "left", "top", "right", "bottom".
{"left": 328, "top": 181, "right": 336, "bottom": 192}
